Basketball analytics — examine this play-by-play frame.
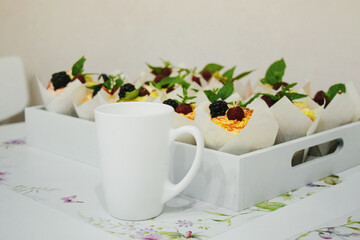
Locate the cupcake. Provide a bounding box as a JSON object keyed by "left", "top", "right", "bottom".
{"left": 38, "top": 56, "right": 92, "bottom": 115}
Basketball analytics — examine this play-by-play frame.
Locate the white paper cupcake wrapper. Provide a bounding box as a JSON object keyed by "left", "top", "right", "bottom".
{"left": 71, "top": 86, "right": 109, "bottom": 121}
{"left": 270, "top": 96, "right": 323, "bottom": 144}
{"left": 37, "top": 77, "right": 82, "bottom": 116}
{"left": 195, "top": 98, "right": 278, "bottom": 154}
{"left": 219, "top": 98, "right": 279, "bottom": 155}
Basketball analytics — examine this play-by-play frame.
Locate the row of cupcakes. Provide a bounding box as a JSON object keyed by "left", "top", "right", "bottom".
{"left": 38, "top": 57, "right": 360, "bottom": 156}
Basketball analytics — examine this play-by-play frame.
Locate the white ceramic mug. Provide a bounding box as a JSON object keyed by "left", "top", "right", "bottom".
{"left": 95, "top": 102, "right": 204, "bottom": 220}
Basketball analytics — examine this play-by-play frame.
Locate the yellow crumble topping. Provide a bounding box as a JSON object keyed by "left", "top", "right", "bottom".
{"left": 211, "top": 108, "right": 253, "bottom": 134}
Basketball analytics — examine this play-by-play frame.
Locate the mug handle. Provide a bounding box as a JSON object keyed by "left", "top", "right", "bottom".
{"left": 161, "top": 125, "right": 204, "bottom": 204}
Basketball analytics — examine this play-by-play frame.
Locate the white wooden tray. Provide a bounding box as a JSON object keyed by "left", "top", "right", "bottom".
{"left": 25, "top": 105, "right": 360, "bottom": 211}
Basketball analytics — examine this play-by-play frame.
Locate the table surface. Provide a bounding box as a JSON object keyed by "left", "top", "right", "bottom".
{"left": 1, "top": 122, "right": 360, "bottom": 240}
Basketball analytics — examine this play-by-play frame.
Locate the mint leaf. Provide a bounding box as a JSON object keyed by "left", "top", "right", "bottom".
{"left": 152, "top": 76, "right": 178, "bottom": 89}
{"left": 261, "top": 93, "right": 280, "bottom": 101}
{"left": 103, "top": 79, "right": 112, "bottom": 90}
{"left": 161, "top": 59, "right": 171, "bottom": 67}
{"left": 86, "top": 85, "right": 97, "bottom": 90}
{"left": 120, "top": 88, "right": 140, "bottom": 101}
{"left": 326, "top": 83, "right": 346, "bottom": 101}
{"left": 204, "top": 90, "right": 219, "bottom": 102}
{"left": 146, "top": 63, "right": 162, "bottom": 75}
{"left": 233, "top": 70, "right": 254, "bottom": 81}
{"left": 221, "top": 66, "right": 236, "bottom": 83}
{"left": 263, "top": 58, "right": 286, "bottom": 86}
{"left": 217, "top": 81, "right": 234, "bottom": 100}
{"left": 242, "top": 93, "right": 260, "bottom": 107}
{"left": 285, "top": 92, "right": 307, "bottom": 101}
{"left": 201, "top": 63, "right": 224, "bottom": 74}
{"left": 114, "top": 78, "right": 124, "bottom": 88}
{"left": 72, "top": 56, "right": 86, "bottom": 76}
{"left": 152, "top": 76, "right": 190, "bottom": 90}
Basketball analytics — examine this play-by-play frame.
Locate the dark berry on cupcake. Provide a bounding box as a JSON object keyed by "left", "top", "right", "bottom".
{"left": 209, "top": 100, "right": 229, "bottom": 118}
{"left": 201, "top": 70, "right": 212, "bottom": 81}
{"left": 51, "top": 71, "right": 72, "bottom": 90}
{"left": 163, "top": 99, "right": 179, "bottom": 110}
{"left": 139, "top": 87, "right": 150, "bottom": 96}
{"left": 119, "top": 83, "right": 136, "bottom": 99}
{"left": 313, "top": 90, "right": 330, "bottom": 107}
{"left": 227, "top": 106, "right": 245, "bottom": 121}
{"left": 192, "top": 75, "right": 201, "bottom": 86}
{"left": 272, "top": 82, "right": 288, "bottom": 90}
{"left": 175, "top": 104, "right": 193, "bottom": 115}
{"left": 261, "top": 95, "right": 277, "bottom": 107}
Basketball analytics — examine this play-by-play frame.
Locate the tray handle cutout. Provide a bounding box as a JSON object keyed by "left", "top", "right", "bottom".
{"left": 291, "top": 138, "right": 344, "bottom": 167}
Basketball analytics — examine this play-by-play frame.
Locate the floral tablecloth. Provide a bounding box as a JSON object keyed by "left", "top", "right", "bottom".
{"left": 1, "top": 139, "right": 360, "bottom": 240}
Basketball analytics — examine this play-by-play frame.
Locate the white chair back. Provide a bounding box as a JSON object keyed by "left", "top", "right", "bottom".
{"left": 0, "top": 56, "right": 28, "bottom": 121}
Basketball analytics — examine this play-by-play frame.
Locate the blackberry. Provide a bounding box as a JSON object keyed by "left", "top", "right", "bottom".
{"left": 163, "top": 99, "right": 178, "bottom": 110}
{"left": 175, "top": 104, "right": 193, "bottom": 115}
{"left": 313, "top": 90, "right": 330, "bottom": 107}
{"left": 261, "top": 95, "right": 277, "bottom": 107}
{"left": 92, "top": 84, "right": 103, "bottom": 97}
{"left": 51, "top": 71, "right": 72, "bottom": 90}
{"left": 161, "top": 67, "right": 172, "bottom": 77}
{"left": 192, "top": 75, "right": 201, "bottom": 86}
{"left": 139, "top": 87, "right": 150, "bottom": 96}
{"left": 98, "top": 73, "right": 109, "bottom": 82}
{"left": 119, "top": 83, "right": 136, "bottom": 99}
{"left": 272, "top": 82, "right": 288, "bottom": 90}
{"left": 201, "top": 70, "right": 212, "bottom": 81}
{"left": 227, "top": 106, "right": 244, "bottom": 121}
{"left": 209, "top": 100, "right": 229, "bottom": 118}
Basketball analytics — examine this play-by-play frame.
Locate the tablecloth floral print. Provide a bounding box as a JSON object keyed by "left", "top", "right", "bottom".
{"left": 1, "top": 139, "right": 359, "bottom": 240}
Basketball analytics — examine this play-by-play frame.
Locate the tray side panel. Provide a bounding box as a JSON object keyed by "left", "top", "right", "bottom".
{"left": 242, "top": 121, "right": 360, "bottom": 209}
{"left": 172, "top": 142, "right": 241, "bottom": 211}
{"left": 25, "top": 106, "right": 100, "bottom": 167}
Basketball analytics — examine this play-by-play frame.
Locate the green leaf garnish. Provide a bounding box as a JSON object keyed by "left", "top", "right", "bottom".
{"left": 326, "top": 83, "right": 346, "bottom": 101}
{"left": 101, "top": 74, "right": 125, "bottom": 91}
{"left": 204, "top": 90, "right": 219, "bottom": 102}
{"left": 259, "top": 82, "right": 307, "bottom": 102}
{"left": 204, "top": 81, "right": 234, "bottom": 102}
{"left": 201, "top": 63, "right": 224, "bottom": 74}
{"left": 86, "top": 85, "right": 98, "bottom": 90}
{"left": 152, "top": 75, "right": 190, "bottom": 90}
{"left": 72, "top": 56, "right": 86, "bottom": 76}
{"left": 242, "top": 93, "right": 260, "bottom": 107}
{"left": 221, "top": 66, "right": 236, "bottom": 83}
{"left": 261, "top": 58, "right": 286, "bottom": 86}
{"left": 232, "top": 70, "right": 255, "bottom": 81}
{"left": 103, "top": 79, "right": 112, "bottom": 90}
{"left": 217, "top": 81, "right": 234, "bottom": 100}
{"left": 114, "top": 78, "right": 124, "bottom": 88}
{"left": 146, "top": 63, "right": 162, "bottom": 75}
{"left": 284, "top": 92, "right": 307, "bottom": 101}
{"left": 177, "top": 86, "right": 197, "bottom": 104}
{"left": 161, "top": 59, "right": 171, "bottom": 68}
{"left": 120, "top": 88, "right": 140, "bottom": 101}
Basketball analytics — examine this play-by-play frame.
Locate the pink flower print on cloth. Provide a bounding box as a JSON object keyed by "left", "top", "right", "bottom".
{"left": 61, "top": 195, "right": 84, "bottom": 203}
{"left": 177, "top": 220, "right": 193, "bottom": 227}
{"left": 3, "top": 139, "right": 26, "bottom": 145}
{"left": 0, "top": 171, "right": 7, "bottom": 182}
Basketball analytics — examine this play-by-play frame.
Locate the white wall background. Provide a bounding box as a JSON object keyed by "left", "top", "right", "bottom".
{"left": 1, "top": 0, "right": 360, "bottom": 111}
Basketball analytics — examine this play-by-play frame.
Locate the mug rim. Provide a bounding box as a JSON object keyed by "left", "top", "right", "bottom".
{"left": 95, "top": 102, "right": 174, "bottom": 118}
